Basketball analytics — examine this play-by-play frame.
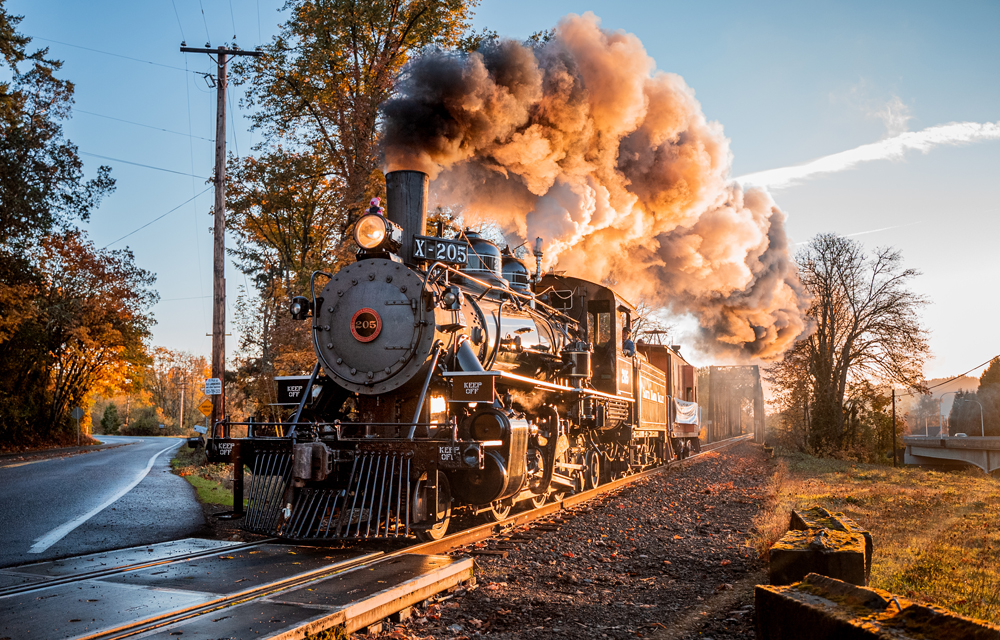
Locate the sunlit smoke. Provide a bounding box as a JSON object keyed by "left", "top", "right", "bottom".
{"left": 382, "top": 13, "right": 810, "bottom": 360}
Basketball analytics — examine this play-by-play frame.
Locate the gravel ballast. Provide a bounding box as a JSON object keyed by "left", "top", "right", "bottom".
{"left": 372, "top": 440, "right": 773, "bottom": 640}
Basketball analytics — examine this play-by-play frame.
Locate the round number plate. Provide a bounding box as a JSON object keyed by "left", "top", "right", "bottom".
{"left": 350, "top": 307, "right": 382, "bottom": 342}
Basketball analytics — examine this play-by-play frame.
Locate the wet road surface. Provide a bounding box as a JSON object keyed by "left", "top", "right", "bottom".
{"left": 0, "top": 436, "right": 206, "bottom": 568}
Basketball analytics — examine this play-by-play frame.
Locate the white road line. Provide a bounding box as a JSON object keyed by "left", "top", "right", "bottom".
{"left": 28, "top": 442, "right": 179, "bottom": 554}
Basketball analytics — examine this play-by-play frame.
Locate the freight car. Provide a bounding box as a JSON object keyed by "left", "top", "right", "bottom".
{"left": 206, "top": 170, "right": 702, "bottom": 542}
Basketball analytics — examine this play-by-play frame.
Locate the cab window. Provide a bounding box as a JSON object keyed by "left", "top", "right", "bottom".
{"left": 587, "top": 300, "right": 612, "bottom": 349}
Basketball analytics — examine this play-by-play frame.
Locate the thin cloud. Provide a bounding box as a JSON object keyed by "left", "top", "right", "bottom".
{"left": 793, "top": 221, "right": 923, "bottom": 245}
{"left": 735, "top": 121, "right": 1000, "bottom": 190}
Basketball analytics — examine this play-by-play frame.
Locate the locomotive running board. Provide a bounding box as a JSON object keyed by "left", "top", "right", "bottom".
{"left": 443, "top": 370, "right": 634, "bottom": 402}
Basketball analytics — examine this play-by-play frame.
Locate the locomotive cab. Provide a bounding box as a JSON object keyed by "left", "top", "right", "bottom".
{"left": 536, "top": 274, "right": 637, "bottom": 397}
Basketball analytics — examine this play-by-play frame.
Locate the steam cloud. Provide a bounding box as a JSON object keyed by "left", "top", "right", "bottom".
{"left": 383, "top": 13, "right": 809, "bottom": 360}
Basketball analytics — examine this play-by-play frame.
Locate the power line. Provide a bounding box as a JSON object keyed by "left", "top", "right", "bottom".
{"left": 80, "top": 152, "right": 209, "bottom": 179}
{"left": 897, "top": 356, "right": 998, "bottom": 397}
{"left": 103, "top": 186, "right": 212, "bottom": 248}
{"left": 198, "top": 0, "right": 212, "bottom": 43}
{"left": 34, "top": 37, "right": 201, "bottom": 74}
{"left": 169, "top": 0, "right": 186, "bottom": 41}
{"left": 75, "top": 109, "right": 214, "bottom": 141}
{"left": 185, "top": 55, "right": 209, "bottom": 332}
{"left": 227, "top": 84, "right": 240, "bottom": 158}
{"left": 228, "top": 0, "right": 239, "bottom": 41}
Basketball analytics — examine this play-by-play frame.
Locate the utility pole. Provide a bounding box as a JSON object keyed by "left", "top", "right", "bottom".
{"left": 179, "top": 382, "right": 185, "bottom": 433}
{"left": 180, "top": 44, "right": 263, "bottom": 430}
{"left": 892, "top": 389, "right": 897, "bottom": 467}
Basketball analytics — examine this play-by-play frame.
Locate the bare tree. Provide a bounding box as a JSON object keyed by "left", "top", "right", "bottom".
{"left": 770, "top": 233, "right": 928, "bottom": 451}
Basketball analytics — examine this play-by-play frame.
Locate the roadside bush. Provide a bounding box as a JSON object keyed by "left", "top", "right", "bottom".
{"left": 121, "top": 406, "right": 165, "bottom": 436}
{"left": 100, "top": 404, "right": 121, "bottom": 435}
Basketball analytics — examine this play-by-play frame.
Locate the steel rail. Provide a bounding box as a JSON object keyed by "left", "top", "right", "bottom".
{"left": 79, "top": 552, "right": 385, "bottom": 640}
{"left": 0, "top": 538, "right": 277, "bottom": 598}
{"left": 17, "top": 434, "right": 753, "bottom": 640}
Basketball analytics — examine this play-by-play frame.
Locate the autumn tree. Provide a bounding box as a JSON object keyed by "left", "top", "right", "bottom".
{"left": 0, "top": 3, "right": 157, "bottom": 448}
{"left": 223, "top": 1, "right": 481, "bottom": 416}
{"left": 0, "top": 233, "right": 156, "bottom": 446}
{"left": 769, "top": 234, "right": 929, "bottom": 453}
{"left": 139, "top": 348, "right": 210, "bottom": 433}
{"left": 234, "top": 0, "right": 478, "bottom": 231}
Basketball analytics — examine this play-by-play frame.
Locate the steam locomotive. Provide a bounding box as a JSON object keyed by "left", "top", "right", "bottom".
{"left": 206, "top": 170, "right": 701, "bottom": 542}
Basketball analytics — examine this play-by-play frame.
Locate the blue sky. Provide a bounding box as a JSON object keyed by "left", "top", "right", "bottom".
{"left": 9, "top": 0, "right": 1000, "bottom": 379}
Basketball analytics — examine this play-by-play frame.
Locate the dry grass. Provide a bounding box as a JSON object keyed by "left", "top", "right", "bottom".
{"left": 749, "top": 458, "right": 792, "bottom": 558}
{"left": 770, "top": 449, "right": 1000, "bottom": 624}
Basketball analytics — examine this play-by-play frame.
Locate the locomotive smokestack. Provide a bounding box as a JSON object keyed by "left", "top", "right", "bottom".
{"left": 385, "top": 170, "right": 428, "bottom": 265}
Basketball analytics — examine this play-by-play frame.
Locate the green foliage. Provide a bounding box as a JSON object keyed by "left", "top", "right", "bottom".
{"left": 0, "top": 8, "right": 113, "bottom": 248}
{"left": 171, "top": 446, "right": 242, "bottom": 507}
{"left": 979, "top": 357, "right": 1000, "bottom": 388}
{"left": 946, "top": 389, "right": 980, "bottom": 436}
{"left": 121, "top": 405, "right": 164, "bottom": 436}
{"left": 100, "top": 403, "right": 121, "bottom": 435}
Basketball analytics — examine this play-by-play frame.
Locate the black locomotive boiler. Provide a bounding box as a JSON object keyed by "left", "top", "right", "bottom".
{"left": 207, "top": 170, "right": 702, "bottom": 542}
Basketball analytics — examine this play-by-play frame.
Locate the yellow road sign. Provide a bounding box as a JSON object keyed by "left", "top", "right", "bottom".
{"left": 198, "top": 398, "right": 214, "bottom": 417}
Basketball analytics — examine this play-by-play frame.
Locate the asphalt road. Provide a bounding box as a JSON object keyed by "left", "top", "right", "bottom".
{"left": 0, "top": 436, "right": 207, "bottom": 569}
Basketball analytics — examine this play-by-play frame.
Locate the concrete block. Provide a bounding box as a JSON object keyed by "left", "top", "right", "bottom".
{"left": 791, "top": 505, "right": 874, "bottom": 582}
{"left": 769, "top": 529, "right": 866, "bottom": 586}
{"left": 755, "top": 573, "right": 1000, "bottom": 640}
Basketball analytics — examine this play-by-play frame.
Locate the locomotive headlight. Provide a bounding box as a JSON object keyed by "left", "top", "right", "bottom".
{"left": 355, "top": 214, "right": 386, "bottom": 249}
{"left": 289, "top": 295, "right": 312, "bottom": 321}
{"left": 439, "top": 285, "right": 461, "bottom": 310}
{"left": 353, "top": 214, "right": 403, "bottom": 254}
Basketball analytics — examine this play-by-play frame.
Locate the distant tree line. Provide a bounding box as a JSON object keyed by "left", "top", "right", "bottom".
{"left": 92, "top": 348, "right": 210, "bottom": 437}
{"left": 946, "top": 358, "right": 1000, "bottom": 437}
{"left": 0, "top": 2, "right": 158, "bottom": 449}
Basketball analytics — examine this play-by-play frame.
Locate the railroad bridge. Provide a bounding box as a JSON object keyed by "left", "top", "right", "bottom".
{"left": 903, "top": 435, "right": 1000, "bottom": 474}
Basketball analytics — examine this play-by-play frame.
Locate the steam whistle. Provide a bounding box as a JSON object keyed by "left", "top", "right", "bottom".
{"left": 532, "top": 237, "right": 544, "bottom": 283}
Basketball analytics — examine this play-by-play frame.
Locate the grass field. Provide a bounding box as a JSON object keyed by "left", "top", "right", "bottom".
{"left": 755, "top": 450, "right": 1000, "bottom": 624}
{"left": 171, "top": 444, "right": 239, "bottom": 507}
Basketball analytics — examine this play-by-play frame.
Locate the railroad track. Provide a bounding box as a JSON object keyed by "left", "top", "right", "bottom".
{"left": 0, "top": 434, "right": 752, "bottom": 640}
{"left": 412, "top": 433, "right": 752, "bottom": 556}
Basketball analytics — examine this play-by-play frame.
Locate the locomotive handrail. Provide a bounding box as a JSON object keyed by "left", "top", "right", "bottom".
{"left": 422, "top": 260, "right": 578, "bottom": 326}
{"left": 442, "top": 370, "right": 634, "bottom": 402}
{"left": 219, "top": 420, "right": 456, "bottom": 439}
{"left": 290, "top": 361, "right": 322, "bottom": 430}
{"left": 409, "top": 341, "right": 444, "bottom": 438}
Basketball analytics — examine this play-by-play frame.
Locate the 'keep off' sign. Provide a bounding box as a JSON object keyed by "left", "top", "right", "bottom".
{"left": 450, "top": 374, "right": 495, "bottom": 403}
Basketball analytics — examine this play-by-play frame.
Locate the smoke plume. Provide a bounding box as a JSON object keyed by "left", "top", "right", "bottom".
{"left": 383, "top": 13, "right": 809, "bottom": 360}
